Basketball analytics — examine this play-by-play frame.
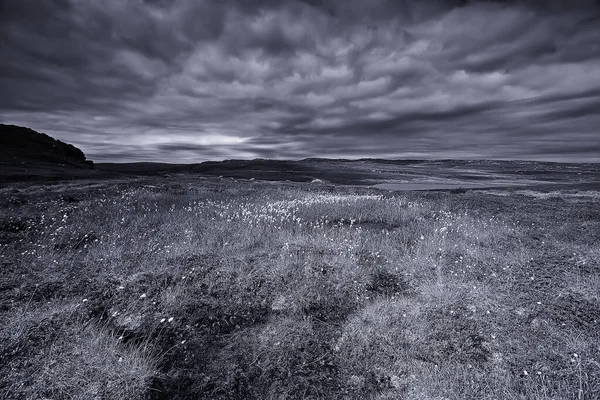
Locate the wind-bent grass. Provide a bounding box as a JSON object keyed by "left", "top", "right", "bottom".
{"left": 1, "top": 178, "right": 599, "bottom": 399}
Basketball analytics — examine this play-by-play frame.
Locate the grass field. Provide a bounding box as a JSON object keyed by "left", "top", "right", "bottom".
{"left": 1, "top": 176, "right": 599, "bottom": 399}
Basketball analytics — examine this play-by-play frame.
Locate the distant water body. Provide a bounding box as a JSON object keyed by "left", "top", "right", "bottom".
{"left": 373, "top": 182, "right": 502, "bottom": 191}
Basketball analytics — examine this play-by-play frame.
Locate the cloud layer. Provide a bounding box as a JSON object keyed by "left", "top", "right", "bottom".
{"left": 1, "top": 0, "right": 599, "bottom": 162}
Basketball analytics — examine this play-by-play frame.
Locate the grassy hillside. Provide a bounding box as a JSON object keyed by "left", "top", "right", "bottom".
{"left": 1, "top": 177, "right": 599, "bottom": 399}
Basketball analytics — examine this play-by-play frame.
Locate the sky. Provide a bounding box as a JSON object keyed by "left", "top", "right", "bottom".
{"left": 1, "top": 0, "right": 600, "bottom": 163}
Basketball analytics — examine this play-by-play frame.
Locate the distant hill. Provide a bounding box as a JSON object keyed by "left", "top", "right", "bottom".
{"left": 1, "top": 124, "right": 598, "bottom": 187}
{"left": 0, "top": 124, "right": 93, "bottom": 168}
{"left": 0, "top": 124, "right": 98, "bottom": 183}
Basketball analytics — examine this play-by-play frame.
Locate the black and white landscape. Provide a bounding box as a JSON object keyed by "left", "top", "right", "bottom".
{"left": 1, "top": 1, "right": 600, "bottom": 399}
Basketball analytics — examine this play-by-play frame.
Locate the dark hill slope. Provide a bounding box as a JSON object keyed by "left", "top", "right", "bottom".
{"left": 0, "top": 124, "right": 96, "bottom": 183}
{"left": 0, "top": 124, "right": 92, "bottom": 167}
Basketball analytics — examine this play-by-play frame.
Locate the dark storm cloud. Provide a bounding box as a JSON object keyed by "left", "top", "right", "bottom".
{"left": 1, "top": 0, "right": 600, "bottom": 162}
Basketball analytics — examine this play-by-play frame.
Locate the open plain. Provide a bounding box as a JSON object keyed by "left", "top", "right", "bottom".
{"left": 1, "top": 160, "right": 599, "bottom": 399}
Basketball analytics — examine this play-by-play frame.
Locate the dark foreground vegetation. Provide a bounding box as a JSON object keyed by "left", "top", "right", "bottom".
{"left": 1, "top": 175, "right": 599, "bottom": 399}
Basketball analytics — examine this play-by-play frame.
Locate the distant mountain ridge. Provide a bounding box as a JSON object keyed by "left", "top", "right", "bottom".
{"left": 0, "top": 124, "right": 93, "bottom": 168}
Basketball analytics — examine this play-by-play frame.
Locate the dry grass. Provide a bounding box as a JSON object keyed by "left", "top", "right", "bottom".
{"left": 1, "top": 178, "right": 599, "bottom": 399}
{"left": 0, "top": 300, "right": 156, "bottom": 400}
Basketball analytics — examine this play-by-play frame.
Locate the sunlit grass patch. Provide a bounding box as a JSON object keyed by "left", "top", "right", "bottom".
{"left": 0, "top": 299, "right": 156, "bottom": 400}
{"left": 0, "top": 300, "right": 80, "bottom": 361}
{"left": 32, "top": 322, "right": 157, "bottom": 400}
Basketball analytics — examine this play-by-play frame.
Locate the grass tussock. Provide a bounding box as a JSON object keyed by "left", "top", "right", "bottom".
{"left": 0, "top": 301, "right": 156, "bottom": 400}
{"left": 0, "top": 178, "right": 599, "bottom": 399}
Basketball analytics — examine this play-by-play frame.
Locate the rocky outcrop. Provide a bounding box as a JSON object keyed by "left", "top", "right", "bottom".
{"left": 0, "top": 124, "right": 93, "bottom": 168}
